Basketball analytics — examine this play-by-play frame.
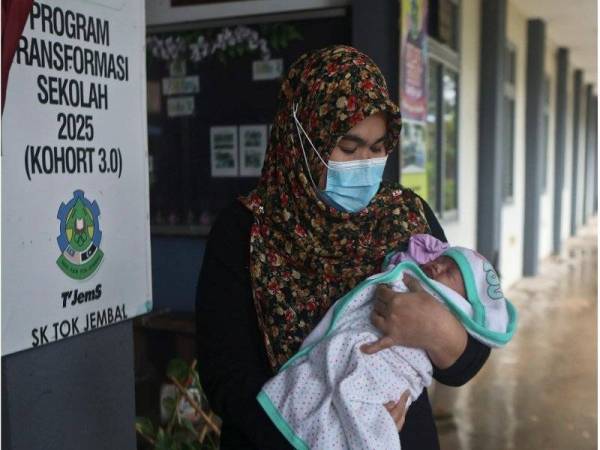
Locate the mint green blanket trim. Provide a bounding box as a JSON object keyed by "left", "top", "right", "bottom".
{"left": 442, "top": 248, "right": 486, "bottom": 326}
{"left": 257, "top": 391, "right": 310, "bottom": 450}
{"left": 381, "top": 250, "right": 395, "bottom": 271}
{"left": 278, "top": 260, "right": 516, "bottom": 374}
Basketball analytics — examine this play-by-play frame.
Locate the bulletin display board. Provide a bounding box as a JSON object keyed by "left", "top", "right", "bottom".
{"left": 2, "top": 0, "right": 152, "bottom": 355}
{"left": 146, "top": 13, "right": 351, "bottom": 236}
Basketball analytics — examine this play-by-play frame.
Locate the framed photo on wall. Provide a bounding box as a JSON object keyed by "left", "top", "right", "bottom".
{"left": 210, "top": 126, "right": 238, "bottom": 177}
{"left": 239, "top": 125, "right": 267, "bottom": 177}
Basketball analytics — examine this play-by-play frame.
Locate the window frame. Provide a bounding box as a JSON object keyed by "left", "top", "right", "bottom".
{"left": 426, "top": 28, "right": 460, "bottom": 221}
{"left": 428, "top": 0, "right": 461, "bottom": 52}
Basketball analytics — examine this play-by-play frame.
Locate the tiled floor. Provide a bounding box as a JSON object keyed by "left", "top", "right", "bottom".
{"left": 436, "top": 219, "right": 598, "bottom": 450}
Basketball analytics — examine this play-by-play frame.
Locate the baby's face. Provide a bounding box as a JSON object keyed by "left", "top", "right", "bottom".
{"left": 419, "top": 256, "right": 466, "bottom": 298}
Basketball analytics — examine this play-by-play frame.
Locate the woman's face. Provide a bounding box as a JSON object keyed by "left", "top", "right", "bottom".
{"left": 318, "top": 112, "right": 388, "bottom": 189}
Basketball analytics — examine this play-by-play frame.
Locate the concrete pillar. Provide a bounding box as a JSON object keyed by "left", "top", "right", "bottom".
{"left": 522, "top": 19, "right": 546, "bottom": 276}
{"left": 552, "top": 48, "right": 568, "bottom": 254}
{"left": 570, "top": 69, "right": 583, "bottom": 235}
{"left": 592, "top": 95, "right": 597, "bottom": 215}
{"left": 476, "top": 0, "right": 506, "bottom": 266}
{"left": 583, "top": 86, "right": 595, "bottom": 221}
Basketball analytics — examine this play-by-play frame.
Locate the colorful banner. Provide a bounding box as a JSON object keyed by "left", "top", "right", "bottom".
{"left": 400, "top": 0, "right": 428, "bottom": 121}
{"left": 400, "top": 0, "right": 429, "bottom": 198}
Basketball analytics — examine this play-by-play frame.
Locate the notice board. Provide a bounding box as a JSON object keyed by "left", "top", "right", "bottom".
{"left": 1, "top": 0, "right": 152, "bottom": 355}
{"left": 145, "top": 13, "right": 351, "bottom": 236}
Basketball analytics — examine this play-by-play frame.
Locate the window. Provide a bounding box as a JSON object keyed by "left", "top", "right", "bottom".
{"left": 502, "top": 43, "right": 516, "bottom": 202}
{"left": 426, "top": 21, "right": 460, "bottom": 219}
{"left": 443, "top": 69, "right": 458, "bottom": 211}
{"left": 425, "top": 61, "right": 439, "bottom": 209}
{"left": 542, "top": 76, "right": 550, "bottom": 192}
{"left": 400, "top": 0, "right": 459, "bottom": 218}
{"left": 428, "top": 0, "right": 459, "bottom": 51}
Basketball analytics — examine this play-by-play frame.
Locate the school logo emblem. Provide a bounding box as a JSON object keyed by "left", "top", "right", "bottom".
{"left": 56, "top": 190, "right": 104, "bottom": 280}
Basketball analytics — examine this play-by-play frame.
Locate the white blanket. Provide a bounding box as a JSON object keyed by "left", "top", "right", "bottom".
{"left": 258, "top": 258, "right": 517, "bottom": 450}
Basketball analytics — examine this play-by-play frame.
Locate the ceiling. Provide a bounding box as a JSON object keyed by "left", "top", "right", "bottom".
{"left": 513, "top": 0, "right": 597, "bottom": 89}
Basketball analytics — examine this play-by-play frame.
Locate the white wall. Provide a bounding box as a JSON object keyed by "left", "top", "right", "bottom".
{"left": 500, "top": 2, "right": 527, "bottom": 287}
{"left": 440, "top": 0, "right": 479, "bottom": 249}
{"left": 538, "top": 38, "right": 558, "bottom": 260}
{"left": 146, "top": 0, "right": 348, "bottom": 26}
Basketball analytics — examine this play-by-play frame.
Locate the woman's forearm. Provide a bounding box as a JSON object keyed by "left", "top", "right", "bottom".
{"left": 424, "top": 301, "right": 468, "bottom": 369}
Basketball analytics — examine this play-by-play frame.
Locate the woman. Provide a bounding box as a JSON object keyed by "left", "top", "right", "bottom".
{"left": 195, "top": 45, "right": 490, "bottom": 449}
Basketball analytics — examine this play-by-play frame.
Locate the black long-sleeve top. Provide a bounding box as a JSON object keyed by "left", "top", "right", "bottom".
{"left": 195, "top": 198, "right": 491, "bottom": 450}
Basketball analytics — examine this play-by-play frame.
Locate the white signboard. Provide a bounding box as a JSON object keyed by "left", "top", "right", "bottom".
{"left": 210, "top": 126, "right": 238, "bottom": 177}
{"left": 1, "top": 0, "right": 152, "bottom": 355}
{"left": 239, "top": 125, "right": 267, "bottom": 177}
{"left": 162, "top": 76, "right": 200, "bottom": 95}
{"left": 252, "top": 59, "right": 283, "bottom": 81}
{"left": 167, "top": 96, "right": 194, "bottom": 117}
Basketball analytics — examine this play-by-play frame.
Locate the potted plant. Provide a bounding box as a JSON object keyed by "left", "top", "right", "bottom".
{"left": 136, "top": 358, "right": 221, "bottom": 450}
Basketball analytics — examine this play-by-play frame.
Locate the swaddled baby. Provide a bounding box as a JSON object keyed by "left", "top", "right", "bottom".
{"left": 257, "top": 235, "right": 517, "bottom": 450}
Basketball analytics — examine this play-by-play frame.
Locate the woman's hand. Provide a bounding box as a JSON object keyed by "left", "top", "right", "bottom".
{"left": 360, "top": 274, "right": 468, "bottom": 369}
{"left": 384, "top": 390, "right": 410, "bottom": 431}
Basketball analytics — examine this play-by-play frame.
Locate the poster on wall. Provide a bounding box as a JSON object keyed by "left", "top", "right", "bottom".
{"left": 400, "top": 0, "right": 428, "bottom": 121}
{"left": 1, "top": 0, "right": 152, "bottom": 355}
{"left": 252, "top": 59, "right": 284, "bottom": 81}
{"left": 162, "top": 76, "right": 200, "bottom": 95}
{"left": 167, "top": 96, "right": 195, "bottom": 117}
{"left": 400, "top": 0, "right": 429, "bottom": 196}
{"left": 210, "top": 126, "right": 238, "bottom": 177}
{"left": 239, "top": 125, "right": 267, "bottom": 177}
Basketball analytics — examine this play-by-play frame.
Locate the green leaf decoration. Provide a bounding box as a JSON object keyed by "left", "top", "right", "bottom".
{"left": 180, "top": 417, "right": 197, "bottom": 434}
{"left": 167, "top": 358, "right": 189, "bottom": 384}
{"left": 172, "top": 429, "right": 193, "bottom": 443}
{"left": 162, "top": 396, "right": 177, "bottom": 416}
{"left": 135, "top": 416, "right": 155, "bottom": 438}
{"left": 154, "top": 426, "right": 176, "bottom": 450}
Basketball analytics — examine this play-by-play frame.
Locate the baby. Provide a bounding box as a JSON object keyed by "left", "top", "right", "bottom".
{"left": 383, "top": 233, "right": 468, "bottom": 296}
{"left": 257, "top": 235, "right": 517, "bottom": 450}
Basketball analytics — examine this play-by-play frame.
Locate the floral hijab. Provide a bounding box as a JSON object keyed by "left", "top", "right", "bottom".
{"left": 239, "top": 45, "right": 430, "bottom": 372}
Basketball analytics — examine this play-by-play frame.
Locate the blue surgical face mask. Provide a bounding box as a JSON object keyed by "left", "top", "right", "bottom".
{"left": 321, "top": 157, "right": 387, "bottom": 212}
{"left": 292, "top": 102, "right": 387, "bottom": 212}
